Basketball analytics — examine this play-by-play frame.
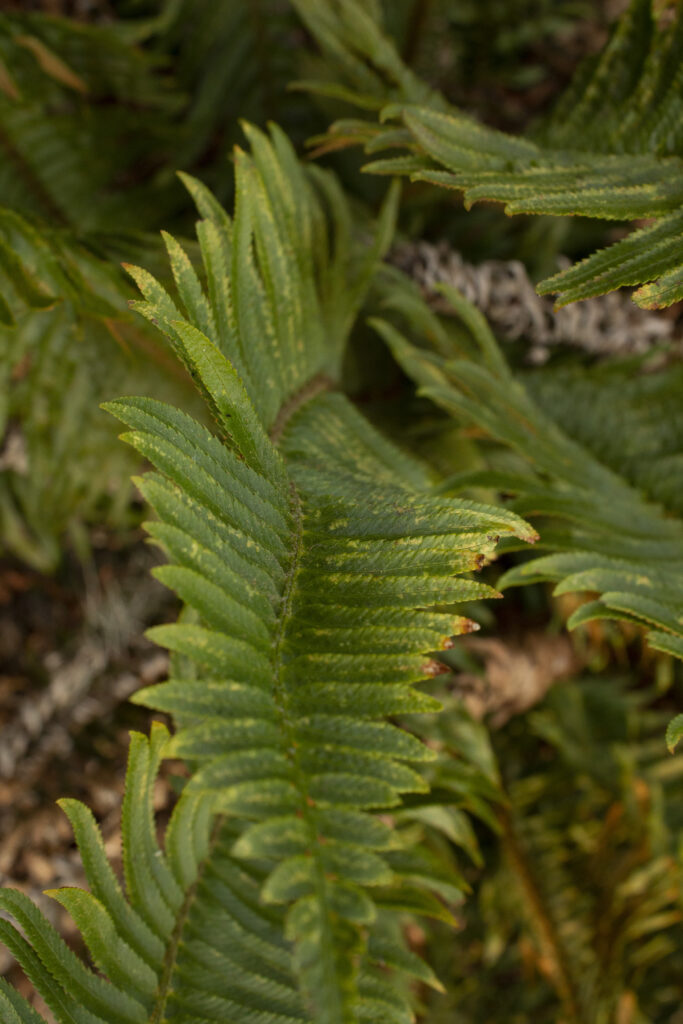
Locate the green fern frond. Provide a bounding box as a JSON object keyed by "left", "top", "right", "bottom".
{"left": 0, "top": 208, "right": 193, "bottom": 569}
{"left": 0, "top": 3, "right": 317, "bottom": 228}
{"left": 295, "top": 0, "right": 683, "bottom": 307}
{"left": 0, "top": 723, "right": 308, "bottom": 1024}
{"left": 158, "top": 0, "right": 305, "bottom": 182}
{"left": 434, "top": 676, "right": 683, "bottom": 1024}
{"left": 0, "top": 11, "right": 182, "bottom": 233}
{"left": 370, "top": 279, "right": 683, "bottom": 670}
{"left": 370, "top": 96, "right": 683, "bottom": 306}
{"left": 521, "top": 359, "right": 683, "bottom": 517}
{"left": 110, "top": 125, "right": 532, "bottom": 1019}
{"left": 291, "top": 0, "right": 440, "bottom": 114}
{"left": 539, "top": 0, "right": 683, "bottom": 157}
{"left": 0, "top": 124, "right": 533, "bottom": 1021}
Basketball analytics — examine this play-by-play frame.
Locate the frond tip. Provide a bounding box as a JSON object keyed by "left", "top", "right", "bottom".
{"left": 666, "top": 714, "right": 683, "bottom": 754}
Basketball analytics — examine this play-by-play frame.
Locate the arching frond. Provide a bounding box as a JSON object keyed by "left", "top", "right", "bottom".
{"left": 0, "top": 124, "right": 534, "bottom": 1022}
{"left": 294, "top": 0, "right": 683, "bottom": 308}
{"left": 370, "top": 279, "right": 683, "bottom": 666}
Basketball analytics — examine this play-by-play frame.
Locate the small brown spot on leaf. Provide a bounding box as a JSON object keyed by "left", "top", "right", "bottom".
{"left": 422, "top": 659, "right": 449, "bottom": 677}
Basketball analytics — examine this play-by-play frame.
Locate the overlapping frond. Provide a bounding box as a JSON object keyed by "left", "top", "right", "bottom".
{"left": 0, "top": 2, "right": 306, "bottom": 237}
{"left": 368, "top": 102, "right": 683, "bottom": 309}
{"left": 521, "top": 360, "right": 683, "bottom": 517}
{"left": 370, "top": 279, "right": 683, "bottom": 665}
{"left": 294, "top": 0, "right": 683, "bottom": 307}
{"left": 0, "top": 125, "right": 534, "bottom": 1021}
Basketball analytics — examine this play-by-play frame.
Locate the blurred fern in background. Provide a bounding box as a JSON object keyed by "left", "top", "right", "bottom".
{"left": 424, "top": 675, "right": 683, "bottom": 1024}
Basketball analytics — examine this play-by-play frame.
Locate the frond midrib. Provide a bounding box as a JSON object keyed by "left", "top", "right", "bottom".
{"left": 269, "top": 373, "right": 334, "bottom": 445}
{"left": 149, "top": 818, "right": 223, "bottom": 1023}
{"left": 271, "top": 482, "right": 346, "bottom": 1019}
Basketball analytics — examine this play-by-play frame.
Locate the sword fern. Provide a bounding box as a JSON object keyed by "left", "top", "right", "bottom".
{"left": 0, "top": 124, "right": 533, "bottom": 1023}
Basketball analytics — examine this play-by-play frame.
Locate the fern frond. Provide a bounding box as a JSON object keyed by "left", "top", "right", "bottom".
{"left": 373, "top": 99, "right": 683, "bottom": 307}
{"left": 435, "top": 676, "right": 683, "bottom": 1024}
{"left": 370, "top": 279, "right": 683, "bottom": 668}
{"left": 0, "top": 208, "right": 192, "bottom": 569}
{"left": 296, "top": 0, "right": 683, "bottom": 307}
{"left": 158, "top": 0, "right": 304, "bottom": 182}
{"left": 0, "top": 3, "right": 316, "bottom": 227}
{"left": 110, "top": 125, "right": 532, "bottom": 1020}
{"left": 0, "top": 723, "right": 309, "bottom": 1024}
{"left": 521, "top": 360, "right": 683, "bottom": 516}
{"left": 0, "top": 11, "right": 181, "bottom": 232}
{"left": 291, "top": 0, "right": 440, "bottom": 114}
{"left": 0, "top": 124, "right": 533, "bottom": 1021}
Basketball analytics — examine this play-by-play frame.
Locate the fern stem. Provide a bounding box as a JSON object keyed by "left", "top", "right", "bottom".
{"left": 269, "top": 372, "right": 333, "bottom": 444}
{"left": 271, "top": 484, "right": 348, "bottom": 1019}
{"left": 148, "top": 817, "right": 223, "bottom": 1023}
{"left": 498, "top": 804, "right": 586, "bottom": 1024}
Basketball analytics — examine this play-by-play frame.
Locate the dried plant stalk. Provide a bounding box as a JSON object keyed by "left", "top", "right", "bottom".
{"left": 391, "top": 240, "right": 675, "bottom": 363}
